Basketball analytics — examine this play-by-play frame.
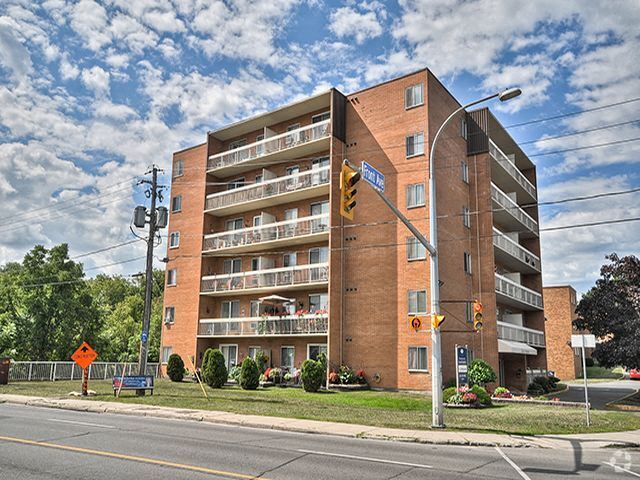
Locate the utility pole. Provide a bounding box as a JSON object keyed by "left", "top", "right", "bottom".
{"left": 134, "top": 165, "right": 167, "bottom": 396}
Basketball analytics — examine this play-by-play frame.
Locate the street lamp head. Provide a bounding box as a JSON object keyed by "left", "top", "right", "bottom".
{"left": 498, "top": 87, "right": 522, "bottom": 102}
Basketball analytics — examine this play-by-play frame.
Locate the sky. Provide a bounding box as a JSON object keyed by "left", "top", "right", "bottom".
{"left": 0, "top": 0, "right": 638, "bottom": 295}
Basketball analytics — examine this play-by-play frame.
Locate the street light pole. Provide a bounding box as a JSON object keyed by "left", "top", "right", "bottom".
{"left": 429, "top": 88, "right": 521, "bottom": 428}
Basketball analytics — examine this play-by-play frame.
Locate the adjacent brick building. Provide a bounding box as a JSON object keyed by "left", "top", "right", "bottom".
{"left": 160, "top": 68, "right": 547, "bottom": 391}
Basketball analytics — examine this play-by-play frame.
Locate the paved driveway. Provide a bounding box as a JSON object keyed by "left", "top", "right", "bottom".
{"left": 555, "top": 379, "right": 639, "bottom": 409}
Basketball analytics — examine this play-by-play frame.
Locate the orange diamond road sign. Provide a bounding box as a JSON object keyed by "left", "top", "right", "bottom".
{"left": 71, "top": 342, "right": 98, "bottom": 370}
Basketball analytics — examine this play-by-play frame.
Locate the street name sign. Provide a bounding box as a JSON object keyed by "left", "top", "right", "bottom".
{"left": 71, "top": 341, "right": 98, "bottom": 370}
{"left": 571, "top": 334, "right": 596, "bottom": 348}
{"left": 361, "top": 161, "right": 385, "bottom": 192}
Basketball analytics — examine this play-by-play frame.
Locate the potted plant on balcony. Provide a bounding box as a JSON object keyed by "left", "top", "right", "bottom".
{"left": 268, "top": 367, "right": 282, "bottom": 384}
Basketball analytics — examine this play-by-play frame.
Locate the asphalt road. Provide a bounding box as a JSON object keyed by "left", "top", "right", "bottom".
{"left": 0, "top": 403, "right": 639, "bottom": 479}
{"left": 556, "top": 379, "right": 639, "bottom": 409}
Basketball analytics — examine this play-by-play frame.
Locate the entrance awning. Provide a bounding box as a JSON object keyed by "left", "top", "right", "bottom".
{"left": 498, "top": 339, "right": 537, "bottom": 355}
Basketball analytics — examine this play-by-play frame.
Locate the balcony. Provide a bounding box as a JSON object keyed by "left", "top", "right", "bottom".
{"left": 198, "top": 314, "right": 328, "bottom": 337}
{"left": 205, "top": 166, "right": 330, "bottom": 216}
{"left": 489, "top": 140, "right": 536, "bottom": 203}
{"left": 495, "top": 273, "right": 543, "bottom": 311}
{"left": 497, "top": 321, "right": 545, "bottom": 348}
{"left": 201, "top": 263, "right": 329, "bottom": 296}
{"left": 491, "top": 183, "right": 538, "bottom": 238}
{"left": 203, "top": 214, "right": 329, "bottom": 255}
{"left": 493, "top": 228, "right": 540, "bottom": 274}
{"left": 207, "top": 120, "right": 331, "bottom": 178}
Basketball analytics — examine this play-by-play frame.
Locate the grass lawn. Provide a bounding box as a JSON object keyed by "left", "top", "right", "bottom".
{"left": 576, "top": 366, "right": 626, "bottom": 381}
{"left": 2, "top": 379, "right": 640, "bottom": 436}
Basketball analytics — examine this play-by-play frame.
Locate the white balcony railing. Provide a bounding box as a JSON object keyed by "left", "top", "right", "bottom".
{"left": 204, "top": 214, "right": 329, "bottom": 252}
{"left": 201, "top": 263, "right": 329, "bottom": 294}
{"left": 495, "top": 273, "right": 543, "bottom": 310}
{"left": 489, "top": 140, "right": 536, "bottom": 200}
{"left": 198, "top": 314, "right": 328, "bottom": 337}
{"left": 497, "top": 321, "right": 545, "bottom": 348}
{"left": 205, "top": 166, "right": 330, "bottom": 212}
{"left": 207, "top": 120, "right": 331, "bottom": 172}
{"left": 491, "top": 183, "right": 538, "bottom": 235}
{"left": 493, "top": 228, "right": 540, "bottom": 272}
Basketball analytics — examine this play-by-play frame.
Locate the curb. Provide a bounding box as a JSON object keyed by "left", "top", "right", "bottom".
{"left": 605, "top": 389, "right": 640, "bottom": 412}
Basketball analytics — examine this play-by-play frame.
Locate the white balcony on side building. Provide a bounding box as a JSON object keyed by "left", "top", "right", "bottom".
{"left": 489, "top": 139, "right": 537, "bottom": 203}
{"left": 491, "top": 183, "right": 538, "bottom": 238}
{"left": 207, "top": 120, "right": 331, "bottom": 177}
{"left": 203, "top": 214, "right": 329, "bottom": 255}
{"left": 204, "top": 166, "right": 330, "bottom": 216}
{"left": 495, "top": 273, "right": 543, "bottom": 311}
{"left": 201, "top": 263, "right": 329, "bottom": 296}
{"left": 492, "top": 228, "right": 540, "bottom": 274}
{"left": 497, "top": 321, "right": 545, "bottom": 348}
{"left": 198, "top": 314, "right": 328, "bottom": 338}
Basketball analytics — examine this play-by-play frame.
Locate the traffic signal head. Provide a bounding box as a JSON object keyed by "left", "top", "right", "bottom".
{"left": 473, "top": 300, "right": 483, "bottom": 331}
{"left": 431, "top": 314, "right": 446, "bottom": 329}
{"left": 340, "top": 163, "right": 360, "bottom": 220}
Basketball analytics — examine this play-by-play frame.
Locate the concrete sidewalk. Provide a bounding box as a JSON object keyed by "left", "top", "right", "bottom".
{"left": 1, "top": 393, "right": 638, "bottom": 450}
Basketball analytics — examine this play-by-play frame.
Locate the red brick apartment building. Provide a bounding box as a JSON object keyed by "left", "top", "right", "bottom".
{"left": 160, "top": 69, "right": 547, "bottom": 392}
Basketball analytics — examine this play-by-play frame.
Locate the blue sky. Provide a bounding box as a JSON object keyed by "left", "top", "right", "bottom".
{"left": 0, "top": 0, "right": 638, "bottom": 294}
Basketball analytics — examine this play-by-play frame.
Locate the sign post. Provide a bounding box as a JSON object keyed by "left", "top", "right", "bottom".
{"left": 71, "top": 342, "right": 98, "bottom": 397}
{"left": 571, "top": 334, "right": 596, "bottom": 426}
{"left": 455, "top": 345, "right": 469, "bottom": 390}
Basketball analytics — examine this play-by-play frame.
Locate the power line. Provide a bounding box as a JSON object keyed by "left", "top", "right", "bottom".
{"left": 528, "top": 137, "right": 640, "bottom": 157}
{"left": 71, "top": 239, "right": 141, "bottom": 260}
{"left": 519, "top": 119, "right": 640, "bottom": 146}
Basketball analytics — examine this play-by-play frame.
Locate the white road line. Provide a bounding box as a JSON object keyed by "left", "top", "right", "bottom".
{"left": 495, "top": 446, "right": 532, "bottom": 480}
{"left": 47, "top": 418, "right": 116, "bottom": 429}
{"left": 603, "top": 461, "right": 640, "bottom": 478}
{"left": 297, "top": 449, "right": 432, "bottom": 469}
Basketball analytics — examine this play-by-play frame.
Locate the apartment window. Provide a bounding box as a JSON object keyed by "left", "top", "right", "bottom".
{"left": 161, "top": 346, "right": 172, "bottom": 364}
{"left": 173, "top": 159, "right": 184, "bottom": 178}
{"left": 281, "top": 346, "right": 295, "bottom": 369}
{"left": 255, "top": 174, "right": 263, "bottom": 184}
{"left": 405, "top": 83, "right": 424, "bottom": 109}
{"left": 464, "top": 252, "right": 472, "bottom": 275}
{"left": 407, "top": 236, "right": 427, "bottom": 261}
{"left": 251, "top": 257, "right": 260, "bottom": 271}
{"left": 312, "top": 112, "right": 330, "bottom": 123}
{"left": 250, "top": 301, "right": 261, "bottom": 317}
{"left": 310, "top": 201, "right": 329, "bottom": 216}
{"left": 283, "top": 252, "right": 297, "bottom": 267}
{"left": 286, "top": 124, "right": 300, "bottom": 145}
{"left": 309, "top": 246, "right": 328, "bottom": 264}
{"left": 226, "top": 218, "right": 243, "bottom": 231}
{"left": 248, "top": 346, "right": 262, "bottom": 359}
{"left": 164, "top": 306, "right": 175, "bottom": 324}
{"left": 461, "top": 117, "right": 468, "bottom": 140}
{"left": 171, "top": 195, "right": 182, "bottom": 213}
{"left": 256, "top": 134, "right": 264, "bottom": 155}
{"left": 408, "top": 290, "right": 427, "bottom": 315}
{"left": 224, "top": 258, "right": 242, "bottom": 274}
{"left": 406, "top": 183, "right": 425, "bottom": 208}
{"left": 169, "top": 231, "right": 180, "bottom": 248}
{"left": 461, "top": 160, "right": 469, "bottom": 184}
{"left": 462, "top": 207, "right": 471, "bottom": 228}
{"left": 220, "top": 345, "right": 238, "bottom": 370}
{"left": 229, "top": 139, "right": 246, "bottom": 150}
{"left": 466, "top": 302, "right": 473, "bottom": 323}
{"left": 307, "top": 344, "right": 327, "bottom": 360}
{"left": 406, "top": 132, "right": 425, "bottom": 157}
{"left": 286, "top": 165, "right": 300, "bottom": 176}
{"left": 309, "top": 293, "right": 328, "bottom": 312}
{"left": 227, "top": 177, "right": 245, "bottom": 190}
{"left": 408, "top": 346, "right": 428, "bottom": 371}
{"left": 221, "top": 300, "right": 240, "bottom": 318}
{"left": 167, "top": 268, "right": 177, "bottom": 286}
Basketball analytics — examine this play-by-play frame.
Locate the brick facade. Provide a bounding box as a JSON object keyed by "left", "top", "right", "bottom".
{"left": 543, "top": 286, "right": 581, "bottom": 380}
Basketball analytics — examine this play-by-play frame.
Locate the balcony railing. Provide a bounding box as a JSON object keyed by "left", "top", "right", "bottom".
{"left": 493, "top": 228, "right": 540, "bottom": 272}
{"left": 205, "top": 166, "right": 330, "bottom": 212}
{"left": 207, "top": 120, "right": 331, "bottom": 172}
{"left": 201, "top": 263, "right": 329, "bottom": 294}
{"left": 495, "top": 273, "right": 543, "bottom": 310}
{"left": 497, "top": 321, "right": 545, "bottom": 348}
{"left": 204, "top": 214, "right": 329, "bottom": 253}
{"left": 198, "top": 314, "right": 328, "bottom": 337}
{"left": 489, "top": 140, "right": 536, "bottom": 200}
{"left": 491, "top": 183, "right": 538, "bottom": 235}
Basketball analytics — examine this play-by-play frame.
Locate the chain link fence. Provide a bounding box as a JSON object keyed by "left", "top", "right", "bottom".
{"left": 8, "top": 361, "right": 161, "bottom": 382}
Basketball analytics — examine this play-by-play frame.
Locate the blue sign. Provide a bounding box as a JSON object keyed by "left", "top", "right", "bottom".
{"left": 361, "top": 161, "right": 385, "bottom": 192}
{"left": 141, "top": 331, "right": 148, "bottom": 343}
{"left": 456, "top": 346, "right": 469, "bottom": 387}
{"left": 113, "top": 375, "right": 154, "bottom": 390}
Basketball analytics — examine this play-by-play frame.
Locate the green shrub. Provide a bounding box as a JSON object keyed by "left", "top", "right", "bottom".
{"left": 468, "top": 359, "right": 497, "bottom": 386}
{"left": 228, "top": 365, "right": 241, "bottom": 382}
{"left": 527, "top": 382, "right": 544, "bottom": 396}
{"left": 338, "top": 365, "right": 356, "bottom": 384}
{"left": 166, "top": 354, "right": 185, "bottom": 382}
{"left": 470, "top": 385, "right": 492, "bottom": 406}
{"left": 301, "top": 359, "right": 324, "bottom": 392}
{"left": 443, "top": 386, "right": 457, "bottom": 403}
{"left": 239, "top": 357, "right": 260, "bottom": 390}
{"left": 202, "top": 348, "right": 227, "bottom": 388}
{"left": 532, "top": 376, "right": 552, "bottom": 393}
{"left": 585, "top": 357, "right": 595, "bottom": 367}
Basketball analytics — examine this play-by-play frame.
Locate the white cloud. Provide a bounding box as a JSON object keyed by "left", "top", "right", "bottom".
{"left": 70, "top": 0, "right": 112, "bottom": 51}
{"left": 81, "top": 65, "right": 110, "bottom": 94}
{"left": 0, "top": 17, "right": 33, "bottom": 82}
{"left": 59, "top": 53, "right": 79, "bottom": 80}
{"left": 329, "top": 6, "right": 384, "bottom": 44}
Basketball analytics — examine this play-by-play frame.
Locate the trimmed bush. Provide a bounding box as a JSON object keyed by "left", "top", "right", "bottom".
{"left": 468, "top": 359, "right": 497, "bottom": 386}
{"left": 202, "top": 348, "right": 227, "bottom": 388}
{"left": 532, "top": 376, "right": 552, "bottom": 393}
{"left": 470, "top": 385, "right": 492, "bottom": 406}
{"left": 443, "top": 386, "right": 457, "bottom": 403}
{"left": 166, "top": 354, "right": 185, "bottom": 382}
{"left": 527, "top": 382, "right": 544, "bottom": 396}
{"left": 585, "top": 357, "right": 595, "bottom": 367}
{"left": 239, "top": 357, "right": 260, "bottom": 390}
{"left": 301, "top": 359, "right": 324, "bottom": 392}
